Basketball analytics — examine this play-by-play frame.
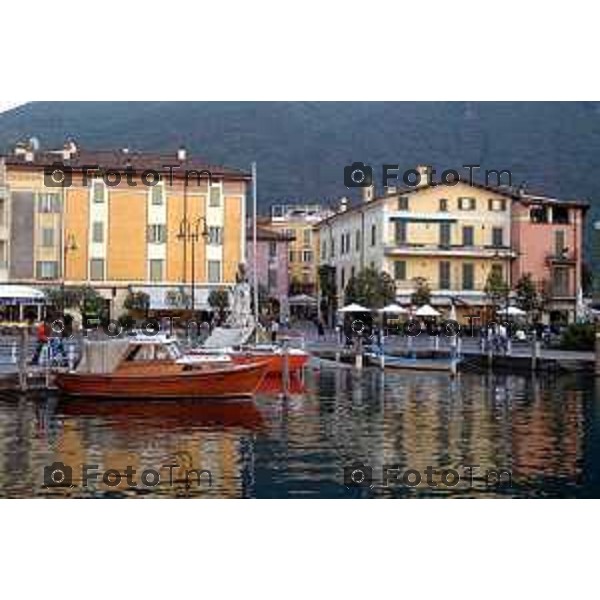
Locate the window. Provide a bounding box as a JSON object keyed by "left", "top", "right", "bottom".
{"left": 553, "top": 267, "right": 570, "bottom": 296}
{"left": 289, "top": 250, "right": 295, "bottom": 263}
{"left": 148, "top": 224, "right": 167, "bottom": 244}
{"left": 303, "top": 228, "right": 312, "bottom": 245}
{"left": 38, "top": 193, "right": 61, "bottom": 213}
{"left": 553, "top": 207, "right": 570, "bottom": 224}
{"left": 395, "top": 221, "right": 407, "bottom": 244}
{"left": 36, "top": 260, "right": 58, "bottom": 279}
{"left": 284, "top": 228, "right": 294, "bottom": 239}
{"left": 394, "top": 261, "right": 406, "bottom": 281}
{"left": 267, "top": 268, "right": 277, "bottom": 290}
{"left": 0, "top": 198, "right": 6, "bottom": 226}
{"left": 492, "top": 227, "right": 504, "bottom": 247}
{"left": 321, "top": 241, "right": 326, "bottom": 260}
{"left": 340, "top": 233, "right": 346, "bottom": 255}
{"left": 330, "top": 239, "right": 335, "bottom": 259}
{"left": 355, "top": 230, "right": 361, "bottom": 252}
{"left": 149, "top": 259, "right": 164, "bottom": 282}
{"left": 371, "top": 224, "right": 377, "bottom": 246}
{"left": 439, "top": 198, "right": 448, "bottom": 212}
{"left": 208, "top": 226, "right": 223, "bottom": 246}
{"left": 92, "top": 221, "right": 104, "bottom": 243}
{"left": 346, "top": 232, "right": 351, "bottom": 253}
{"left": 555, "top": 230, "right": 566, "bottom": 256}
{"left": 439, "top": 222, "right": 451, "bottom": 247}
{"left": 89, "top": 258, "right": 105, "bottom": 281}
{"left": 41, "top": 227, "right": 55, "bottom": 247}
{"left": 491, "top": 263, "right": 503, "bottom": 280}
{"left": 0, "top": 240, "right": 7, "bottom": 268}
{"left": 439, "top": 261, "right": 451, "bottom": 290}
{"left": 208, "top": 260, "right": 221, "bottom": 283}
{"left": 530, "top": 206, "right": 548, "bottom": 223}
{"left": 92, "top": 181, "right": 105, "bottom": 204}
{"left": 151, "top": 184, "right": 164, "bottom": 205}
{"left": 209, "top": 186, "right": 221, "bottom": 207}
{"left": 341, "top": 267, "right": 345, "bottom": 290}
{"left": 351, "top": 266, "right": 355, "bottom": 279}
{"left": 268, "top": 240, "right": 277, "bottom": 258}
{"left": 302, "top": 250, "right": 313, "bottom": 263}
{"left": 488, "top": 198, "right": 507, "bottom": 211}
{"left": 458, "top": 197, "right": 476, "bottom": 211}
{"left": 462, "top": 263, "right": 474, "bottom": 290}
{"left": 398, "top": 196, "right": 409, "bottom": 211}
{"left": 462, "top": 226, "right": 474, "bottom": 246}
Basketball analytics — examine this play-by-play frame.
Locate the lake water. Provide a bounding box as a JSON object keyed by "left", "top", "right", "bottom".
{"left": 0, "top": 365, "right": 598, "bottom": 498}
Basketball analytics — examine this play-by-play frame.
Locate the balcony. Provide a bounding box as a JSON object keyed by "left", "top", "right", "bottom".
{"left": 384, "top": 243, "right": 514, "bottom": 258}
{"left": 546, "top": 251, "right": 576, "bottom": 265}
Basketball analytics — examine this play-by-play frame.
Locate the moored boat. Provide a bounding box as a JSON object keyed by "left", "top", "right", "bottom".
{"left": 54, "top": 336, "right": 269, "bottom": 399}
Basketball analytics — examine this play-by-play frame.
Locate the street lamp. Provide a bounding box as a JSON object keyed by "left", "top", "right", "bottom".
{"left": 177, "top": 217, "right": 209, "bottom": 312}
{"left": 62, "top": 233, "right": 77, "bottom": 315}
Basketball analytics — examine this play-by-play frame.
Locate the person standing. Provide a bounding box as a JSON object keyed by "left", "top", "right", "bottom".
{"left": 270, "top": 319, "right": 279, "bottom": 343}
{"left": 32, "top": 319, "right": 50, "bottom": 365}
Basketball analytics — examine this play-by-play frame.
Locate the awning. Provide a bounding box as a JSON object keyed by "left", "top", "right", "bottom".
{"left": 0, "top": 285, "right": 47, "bottom": 305}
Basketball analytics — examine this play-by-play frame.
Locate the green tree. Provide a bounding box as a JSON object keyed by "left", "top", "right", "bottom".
{"left": 208, "top": 288, "right": 230, "bottom": 321}
{"left": 410, "top": 277, "right": 431, "bottom": 307}
{"left": 123, "top": 290, "right": 150, "bottom": 313}
{"left": 344, "top": 267, "right": 395, "bottom": 309}
{"left": 484, "top": 270, "right": 509, "bottom": 310}
{"left": 46, "top": 285, "right": 104, "bottom": 315}
{"left": 514, "top": 273, "right": 539, "bottom": 315}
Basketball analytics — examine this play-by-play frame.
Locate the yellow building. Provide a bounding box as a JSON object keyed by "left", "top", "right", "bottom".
{"left": 315, "top": 179, "right": 514, "bottom": 320}
{"left": 263, "top": 204, "right": 333, "bottom": 295}
{"left": 0, "top": 141, "right": 250, "bottom": 315}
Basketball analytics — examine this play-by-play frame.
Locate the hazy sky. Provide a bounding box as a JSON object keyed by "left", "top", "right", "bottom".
{"left": 0, "top": 101, "right": 26, "bottom": 113}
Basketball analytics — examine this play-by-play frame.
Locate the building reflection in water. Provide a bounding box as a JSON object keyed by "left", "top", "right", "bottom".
{"left": 0, "top": 366, "right": 594, "bottom": 498}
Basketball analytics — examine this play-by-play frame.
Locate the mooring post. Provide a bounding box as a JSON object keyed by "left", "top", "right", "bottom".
{"left": 355, "top": 338, "right": 363, "bottom": 370}
{"left": 595, "top": 332, "right": 600, "bottom": 377}
{"left": 532, "top": 331, "right": 539, "bottom": 372}
{"left": 10, "top": 340, "right": 17, "bottom": 365}
{"left": 18, "top": 327, "right": 28, "bottom": 392}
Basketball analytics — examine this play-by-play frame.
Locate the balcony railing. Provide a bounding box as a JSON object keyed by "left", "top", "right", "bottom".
{"left": 385, "top": 243, "right": 513, "bottom": 256}
{"left": 547, "top": 252, "right": 576, "bottom": 264}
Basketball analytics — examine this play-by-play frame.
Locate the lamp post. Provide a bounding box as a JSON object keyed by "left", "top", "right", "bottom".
{"left": 62, "top": 233, "right": 77, "bottom": 315}
{"left": 178, "top": 217, "right": 209, "bottom": 312}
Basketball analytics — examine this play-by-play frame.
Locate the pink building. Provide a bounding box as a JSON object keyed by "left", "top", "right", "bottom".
{"left": 246, "top": 226, "right": 294, "bottom": 316}
{"left": 512, "top": 194, "right": 588, "bottom": 324}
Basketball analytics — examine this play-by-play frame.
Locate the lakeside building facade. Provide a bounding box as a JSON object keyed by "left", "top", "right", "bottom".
{"left": 315, "top": 176, "right": 587, "bottom": 324}
{"left": 245, "top": 225, "right": 294, "bottom": 316}
{"left": 263, "top": 204, "right": 334, "bottom": 295}
{"left": 0, "top": 140, "right": 250, "bottom": 316}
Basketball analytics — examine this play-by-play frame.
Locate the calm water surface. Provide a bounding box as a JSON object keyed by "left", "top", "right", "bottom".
{"left": 1, "top": 365, "right": 599, "bottom": 498}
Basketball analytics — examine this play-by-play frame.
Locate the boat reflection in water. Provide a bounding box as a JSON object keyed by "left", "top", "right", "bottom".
{"left": 0, "top": 367, "right": 598, "bottom": 498}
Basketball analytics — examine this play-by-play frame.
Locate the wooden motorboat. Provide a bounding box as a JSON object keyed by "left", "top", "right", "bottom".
{"left": 54, "top": 336, "right": 269, "bottom": 399}
{"left": 189, "top": 344, "right": 310, "bottom": 375}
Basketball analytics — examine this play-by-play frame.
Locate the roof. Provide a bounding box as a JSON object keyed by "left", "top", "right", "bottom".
{"left": 2, "top": 149, "right": 251, "bottom": 180}
{"left": 315, "top": 179, "right": 589, "bottom": 227}
{"left": 248, "top": 226, "right": 296, "bottom": 242}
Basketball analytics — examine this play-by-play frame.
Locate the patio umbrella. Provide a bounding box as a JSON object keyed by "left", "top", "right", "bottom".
{"left": 496, "top": 306, "right": 526, "bottom": 317}
{"left": 377, "top": 303, "right": 408, "bottom": 314}
{"left": 414, "top": 304, "right": 441, "bottom": 317}
{"left": 338, "top": 303, "right": 370, "bottom": 313}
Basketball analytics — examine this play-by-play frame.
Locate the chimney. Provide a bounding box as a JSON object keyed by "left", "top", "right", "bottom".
{"left": 177, "top": 147, "right": 187, "bottom": 161}
{"left": 385, "top": 186, "right": 397, "bottom": 196}
{"left": 62, "top": 139, "right": 78, "bottom": 161}
{"left": 416, "top": 165, "right": 431, "bottom": 188}
{"left": 362, "top": 185, "right": 375, "bottom": 203}
{"left": 339, "top": 196, "right": 349, "bottom": 212}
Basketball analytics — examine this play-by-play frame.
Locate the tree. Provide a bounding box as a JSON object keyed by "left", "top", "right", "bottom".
{"left": 514, "top": 273, "right": 539, "bottom": 315}
{"left": 166, "top": 286, "right": 191, "bottom": 309}
{"left": 344, "top": 267, "right": 395, "bottom": 309}
{"left": 484, "top": 270, "right": 509, "bottom": 310}
{"left": 410, "top": 277, "right": 431, "bottom": 307}
{"left": 46, "top": 285, "right": 104, "bottom": 315}
{"left": 208, "top": 288, "right": 230, "bottom": 321}
{"left": 123, "top": 290, "right": 150, "bottom": 313}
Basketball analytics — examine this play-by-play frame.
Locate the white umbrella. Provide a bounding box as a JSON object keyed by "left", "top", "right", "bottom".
{"left": 414, "top": 304, "right": 441, "bottom": 317}
{"left": 496, "top": 306, "right": 526, "bottom": 317}
{"left": 378, "top": 303, "right": 408, "bottom": 314}
{"left": 338, "top": 303, "right": 370, "bottom": 313}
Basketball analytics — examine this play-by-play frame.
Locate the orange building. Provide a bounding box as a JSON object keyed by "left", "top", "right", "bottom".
{"left": 0, "top": 140, "right": 250, "bottom": 315}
